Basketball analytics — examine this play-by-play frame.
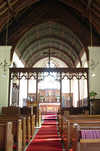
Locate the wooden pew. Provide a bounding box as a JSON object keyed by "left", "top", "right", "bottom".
{"left": 21, "top": 107, "right": 35, "bottom": 138}
{"left": 21, "top": 106, "right": 33, "bottom": 115}
{"left": 65, "top": 114, "right": 100, "bottom": 120}
{"left": 1, "top": 106, "right": 36, "bottom": 146}
{"left": 63, "top": 117, "right": 100, "bottom": 151}
{"left": 70, "top": 120, "right": 100, "bottom": 150}
{"left": 58, "top": 114, "right": 100, "bottom": 148}
{"left": 31, "top": 115, "right": 35, "bottom": 137}
{"left": 75, "top": 124, "right": 100, "bottom": 151}
{"left": 22, "top": 115, "right": 35, "bottom": 142}
{"left": 0, "top": 114, "right": 27, "bottom": 148}
{"left": 61, "top": 113, "right": 100, "bottom": 136}
{"left": 2, "top": 106, "right": 21, "bottom": 115}
{"left": 0, "top": 118, "right": 22, "bottom": 151}
{"left": 39, "top": 110, "right": 42, "bottom": 127}
{"left": 0, "top": 122, "right": 13, "bottom": 151}
{"left": 2, "top": 106, "right": 34, "bottom": 141}
{"left": 26, "top": 116, "right": 31, "bottom": 143}
{"left": 57, "top": 109, "right": 90, "bottom": 134}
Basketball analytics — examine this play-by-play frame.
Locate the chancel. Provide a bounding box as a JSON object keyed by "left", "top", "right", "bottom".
{"left": 0, "top": 0, "right": 100, "bottom": 151}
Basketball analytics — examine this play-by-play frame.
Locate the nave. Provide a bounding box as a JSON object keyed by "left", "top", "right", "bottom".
{"left": 26, "top": 113, "right": 63, "bottom": 151}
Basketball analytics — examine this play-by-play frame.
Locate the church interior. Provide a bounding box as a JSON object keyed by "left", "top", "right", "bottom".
{"left": 0, "top": 0, "right": 100, "bottom": 151}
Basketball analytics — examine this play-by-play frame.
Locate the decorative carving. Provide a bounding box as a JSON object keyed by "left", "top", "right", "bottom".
{"left": 10, "top": 67, "right": 88, "bottom": 80}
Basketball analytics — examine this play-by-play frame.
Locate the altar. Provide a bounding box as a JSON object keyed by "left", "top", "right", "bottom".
{"left": 39, "top": 103, "right": 60, "bottom": 113}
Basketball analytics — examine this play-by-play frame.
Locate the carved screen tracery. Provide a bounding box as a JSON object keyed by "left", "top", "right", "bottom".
{"left": 9, "top": 67, "right": 89, "bottom": 107}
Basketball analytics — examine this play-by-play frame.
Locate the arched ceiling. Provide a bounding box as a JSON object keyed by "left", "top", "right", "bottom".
{"left": 0, "top": 0, "right": 100, "bottom": 67}
{"left": 16, "top": 22, "right": 83, "bottom": 67}
{"left": 33, "top": 57, "right": 67, "bottom": 68}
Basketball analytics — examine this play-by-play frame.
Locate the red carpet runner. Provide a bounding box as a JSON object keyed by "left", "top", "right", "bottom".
{"left": 26, "top": 114, "right": 62, "bottom": 151}
{"left": 42, "top": 113, "right": 57, "bottom": 120}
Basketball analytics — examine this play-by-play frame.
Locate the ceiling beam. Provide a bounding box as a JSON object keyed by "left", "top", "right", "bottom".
{"left": 0, "top": 0, "right": 39, "bottom": 31}
{"left": 87, "top": 0, "right": 93, "bottom": 9}
{"left": 59, "top": 0, "right": 100, "bottom": 40}
{"left": 5, "top": 0, "right": 16, "bottom": 17}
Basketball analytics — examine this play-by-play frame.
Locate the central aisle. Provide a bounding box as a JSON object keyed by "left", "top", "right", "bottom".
{"left": 26, "top": 114, "right": 63, "bottom": 151}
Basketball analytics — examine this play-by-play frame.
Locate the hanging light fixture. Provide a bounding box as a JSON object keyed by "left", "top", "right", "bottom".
{"left": 0, "top": 59, "right": 10, "bottom": 72}
{"left": 48, "top": 47, "right": 51, "bottom": 68}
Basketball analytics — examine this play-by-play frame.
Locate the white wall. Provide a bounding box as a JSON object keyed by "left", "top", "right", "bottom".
{"left": 89, "top": 47, "right": 100, "bottom": 98}
{"left": 81, "top": 52, "right": 88, "bottom": 68}
{"left": 0, "top": 46, "right": 11, "bottom": 112}
{"left": 76, "top": 52, "right": 88, "bottom": 68}
{"left": 12, "top": 52, "right": 24, "bottom": 67}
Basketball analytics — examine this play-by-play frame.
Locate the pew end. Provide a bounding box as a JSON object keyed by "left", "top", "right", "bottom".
{"left": 0, "top": 122, "right": 13, "bottom": 151}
